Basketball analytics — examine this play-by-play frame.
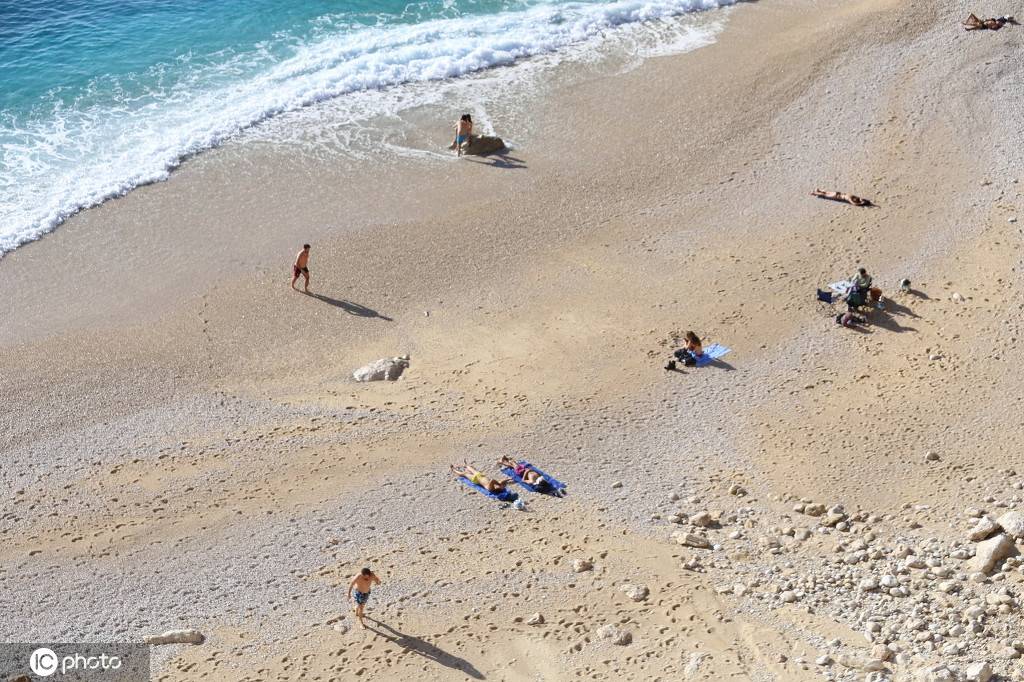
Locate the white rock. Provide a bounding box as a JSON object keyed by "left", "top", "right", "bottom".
{"left": 837, "top": 654, "right": 885, "bottom": 672}
{"left": 996, "top": 511, "right": 1024, "bottom": 539}
{"left": 804, "top": 503, "right": 827, "bottom": 517}
{"left": 144, "top": 629, "right": 205, "bottom": 646}
{"left": 816, "top": 655, "right": 833, "bottom": 666}
{"left": 610, "top": 481, "right": 623, "bottom": 489}
{"left": 917, "top": 664, "right": 961, "bottom": 682}
{"left": 526, "top": 613, "right": 544, "bottom": 626}
{"left": 880, "top": 575, "right": 899, "bottom": 588}
{"left": 684, "top": 652, "right": 710, "bottom": 678}
{"left": 860, "top": 577, "right": 879, "bottom": 591}
{"left": 969, "top": 534, "right": 1016, "bottom": 575}
{"left": 352, "top": 355, "right": 410, "bottom": 382}
{"left": 596, "top": 624, "right": 632, "bottom": 645}
{"left": 690, "top": 511, "right": 714, "bottom": 528}
{"left": 964, "top": 661, "right": 992, "bottom": 682}
{"left": 969, "top": 516, "right": 1000, "bottom": 542}
{"left": 674, "top": 531, "right": 711, "bottom": 549}
{"left": 780, "top": 591, "right": 798, "bottom": 604}
{"left": 620, "top": 584, "right": 649, "bottom": 602}
{"left": 332, "top": 622, "right": 350, "bottom": 634}
{"left": 572, "top": 559, "right": 593, "bottom": 573}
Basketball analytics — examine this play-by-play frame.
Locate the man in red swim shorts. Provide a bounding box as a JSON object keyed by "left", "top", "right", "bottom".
{"left": 291, "top": 243, "right": 311, "bottom": 293}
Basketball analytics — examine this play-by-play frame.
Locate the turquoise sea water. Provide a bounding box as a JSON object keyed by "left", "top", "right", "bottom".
{"left": 0, "top": 0, "right": 735, "bottom": 254}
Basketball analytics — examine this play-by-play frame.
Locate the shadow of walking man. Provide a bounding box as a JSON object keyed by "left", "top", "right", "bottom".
{"left": 308, "top": 293, "right": 393, "bottom": 321}
{"left": 365, "top": 618, "right": 485, "bottom": 679}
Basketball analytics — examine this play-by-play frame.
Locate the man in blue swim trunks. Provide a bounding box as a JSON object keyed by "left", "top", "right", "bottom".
{"left": 452, "top": 114, "right": 473, "bottom": 157}
{"left": 348, "top": 567, "right": 382, "bottom": 628}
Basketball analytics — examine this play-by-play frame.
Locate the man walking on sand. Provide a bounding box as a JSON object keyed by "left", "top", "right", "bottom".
{"left": 291, "top": 244, "right": 311, "bottom": 293}
{"left": 348, "top": 567, "right": 381, "bottom": 628}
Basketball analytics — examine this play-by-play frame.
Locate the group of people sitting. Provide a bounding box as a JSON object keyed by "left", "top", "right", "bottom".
{"left": 836, "top": 267, "right": 883, "bottom": 327}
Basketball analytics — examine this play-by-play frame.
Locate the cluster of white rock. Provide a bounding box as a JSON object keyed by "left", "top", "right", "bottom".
{"left": 661, "top": 491, "right": 1024, "bottom": 680}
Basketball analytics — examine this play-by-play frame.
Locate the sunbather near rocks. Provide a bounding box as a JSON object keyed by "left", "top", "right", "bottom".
{"left": 811, "top": 189, "right": 875, "bottom": 206}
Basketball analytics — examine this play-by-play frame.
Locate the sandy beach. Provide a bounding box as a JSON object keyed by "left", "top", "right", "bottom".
{"left": 3, "top": 0, "right": 1024, "bottom": 680}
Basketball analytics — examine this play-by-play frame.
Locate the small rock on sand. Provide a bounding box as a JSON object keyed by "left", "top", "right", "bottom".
{"left": 684, "top": 652, "right": 710, "bottom": 678}
{"left": 673, "top": 531, "right": 711, "bottom": 549}
{"left": 619, "top": 584, "right": 649, "bottom": 602}
{"left": 526, "top": 613, "right": 544, "bottom": 626}
{"left": 690, "top": 511, "right": 714, "bottom": 527}
{"left": 333, "top": 622, "right": 350, "bottom": 634}
{"left": 572, "top": 558, "right": 593, "bottom": 573}
{"left": 596, "top": 624, "right": 632, "bottom": 645}
{"left": 968, "top": 516, "right": 1000, "bottom": 542}
{"left": 353, "top": 356, "right": 410, "bottom": 382}
{"left": 837, "top": 654, "right": 885, "bottom": 672}
{"left": 144, "top": 629, "right": 205, "bottom": 646}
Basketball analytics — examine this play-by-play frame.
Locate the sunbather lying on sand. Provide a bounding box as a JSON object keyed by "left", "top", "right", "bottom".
{"left": 811, "top": 189, "right": 874, "bottom": 206}
{"left": 497, "top": 456, "right": 552, "bottom": 492}
{"left": 963, "top": 13, "right": 1018, "bottom": 30}
{"left": 451, "top": 462, "right": 510, "bottom": 494}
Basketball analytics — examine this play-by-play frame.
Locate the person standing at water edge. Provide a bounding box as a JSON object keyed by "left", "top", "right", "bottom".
{"left": 291, "top": 244, "right": 311, "bottom": 293}
{"left": 453, "top": 114, "right": 473, "bottom": 156}
{"left": 348, "top": 567, "right": 382, "bottom": 628}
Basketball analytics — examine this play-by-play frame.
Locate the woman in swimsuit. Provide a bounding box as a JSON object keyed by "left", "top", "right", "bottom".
{"left": 497, "top": 456, "right": 550, "bottom": 491}
{"left": 450, "top": 462, "right": 509, "bottom": 493}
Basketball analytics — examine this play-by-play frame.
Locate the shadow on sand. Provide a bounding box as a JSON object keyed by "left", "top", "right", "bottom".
{"left": 463, "top": 152, "right": 527, "bottom": 170}
{"left": 365, "top": 619, "right": 484, "bottom": 679}
{"left": 308, "top": 293, "right": 393, "bottom": 321}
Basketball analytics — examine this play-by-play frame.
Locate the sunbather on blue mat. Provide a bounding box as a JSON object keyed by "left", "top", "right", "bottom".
{"left": 498, "top": 456, "right": 566, "bottom": 497}
{"left": 451, "top": 462, "right": 517, "bottom": 502}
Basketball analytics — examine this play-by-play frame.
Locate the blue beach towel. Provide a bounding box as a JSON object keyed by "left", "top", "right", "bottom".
{"left": 693, "top": 344, "right": 731, "bottom": 367}
{"left": 500, "top": 461, "right": 568, "bottom": 496}
{"left": 456, "top": 475, "right": 518, "bottom": 502}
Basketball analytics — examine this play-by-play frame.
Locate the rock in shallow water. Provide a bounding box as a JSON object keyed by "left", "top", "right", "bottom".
{"left": 462, "top": 135, "right": 506, "bottom": 155}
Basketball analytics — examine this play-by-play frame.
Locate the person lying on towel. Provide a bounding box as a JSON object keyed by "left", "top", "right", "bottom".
{"left": 811, "top": 189, "right": 874, "bottom": 206}
{"left": 964, "top": 13, "right": 1018, "bottom": 30}
{"left": 498, "top": 456, "right": 553, "bottom": 493}
{"left": 450, "top": 462, "right": 511, "bottom": 494}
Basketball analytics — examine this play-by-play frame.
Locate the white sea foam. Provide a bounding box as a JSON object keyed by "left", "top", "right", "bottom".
{"left": 0, "top": 0, "right": 736, "bottom": 255}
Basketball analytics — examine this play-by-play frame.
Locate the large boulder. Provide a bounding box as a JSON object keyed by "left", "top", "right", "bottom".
{"left": 462, "top": 135, "right": 506, "bottom": 156}
{"left": 969, "top": 533, "right": 1017, "bottom": 574}
{"left": 353, "top": 355, "right": 409, "bottom": 382}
